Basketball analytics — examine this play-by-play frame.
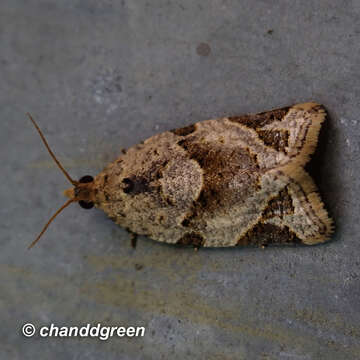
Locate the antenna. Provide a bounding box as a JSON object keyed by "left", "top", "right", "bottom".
{"left": 27, "top": 113, "right": 79, "bottom": 249}
{"left": 28, "top": 199, "right": 75, "bottom": 249}
{"left": 27, "top": 113, "right": 78, "bottom": 186}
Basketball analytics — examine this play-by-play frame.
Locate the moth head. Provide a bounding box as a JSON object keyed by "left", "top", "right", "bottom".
{"left": 64, "top": 175, "right": 95, "bottom": 210}
{"left": 27, "top": 113, "right": 96, "bottom": 249}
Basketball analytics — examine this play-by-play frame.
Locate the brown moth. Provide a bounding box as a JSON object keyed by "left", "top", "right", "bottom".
{"left": 28, "top": 102, "right": 333, "bottom": 249}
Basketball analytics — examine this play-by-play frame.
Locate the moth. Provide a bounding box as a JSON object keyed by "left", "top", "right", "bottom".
{"left": 28, "top": 102, "right": 333, "bottom": 249}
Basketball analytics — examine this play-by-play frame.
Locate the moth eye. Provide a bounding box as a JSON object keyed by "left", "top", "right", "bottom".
{"left": 79, "top": 200, "right": 94, "bottom": 209}
{"left": 79, "top": 175, "right": 94, "bottom": 183}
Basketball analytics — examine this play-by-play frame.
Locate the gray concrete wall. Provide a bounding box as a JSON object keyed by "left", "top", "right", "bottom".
{"left": 1, "top": 1, "right": 359, "bottom": 359}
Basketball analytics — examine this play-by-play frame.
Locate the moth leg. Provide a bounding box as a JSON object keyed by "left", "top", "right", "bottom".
{"left": 127, "top": 231, "right": 138, "bottom": 248}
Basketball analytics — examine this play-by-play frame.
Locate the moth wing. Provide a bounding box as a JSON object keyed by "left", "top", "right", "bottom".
{"left": 226, "top": 102, "right": 326, "bottom": 169}
{"left": 171, "top": 103, "right": 333, "bottom": 247}
{"left": 235, "top": 168, "right": 333, "bottom": 247}
{"left": 97, "top": 103, "right": 333, "bottom": 248}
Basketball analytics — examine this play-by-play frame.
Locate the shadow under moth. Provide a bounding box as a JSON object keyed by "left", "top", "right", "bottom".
{"left": 29, "top": 102, "right": 333, "bottom": 249}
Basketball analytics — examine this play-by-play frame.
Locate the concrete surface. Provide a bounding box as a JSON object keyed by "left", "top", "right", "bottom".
{"left": 1, "top": 1, "right": 360, "bottom": 359}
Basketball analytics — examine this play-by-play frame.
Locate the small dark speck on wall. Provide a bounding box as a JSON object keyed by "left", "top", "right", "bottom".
{"left": 196, "top": 43, "right": 211, "bottom": 57}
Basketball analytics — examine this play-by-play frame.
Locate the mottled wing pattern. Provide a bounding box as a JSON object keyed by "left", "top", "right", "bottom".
{"left": 169, "top": 102, "right": 333, "bottom": 247}
{"left": 95, "top": 102, "right": 333, "bottom": 247}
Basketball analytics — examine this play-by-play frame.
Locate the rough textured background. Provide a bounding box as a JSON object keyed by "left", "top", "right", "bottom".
{"left": 1, "top": 1, "right": 359, "bottom": 359}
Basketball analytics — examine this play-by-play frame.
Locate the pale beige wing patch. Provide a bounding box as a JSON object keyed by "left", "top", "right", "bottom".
{"left": 275, "top": 166, "right": 334, "bottom": 244}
